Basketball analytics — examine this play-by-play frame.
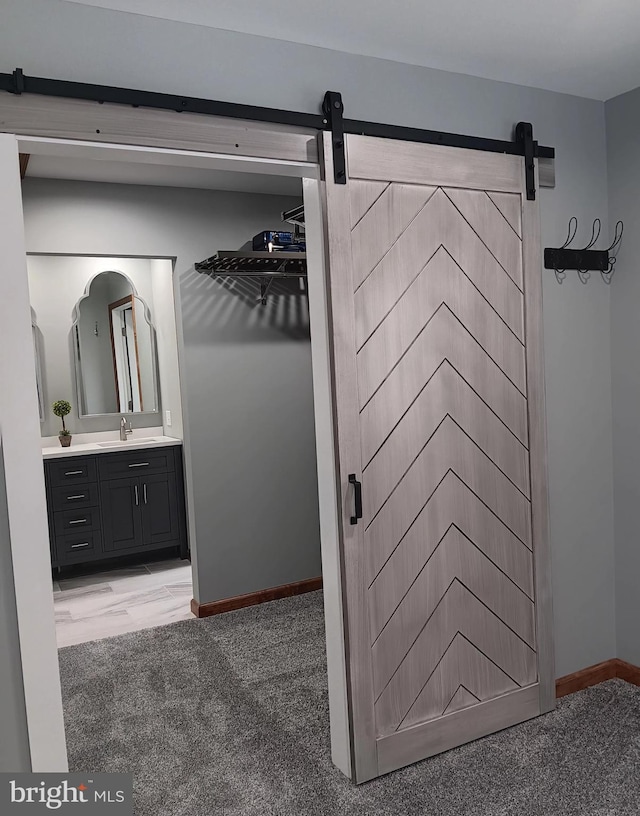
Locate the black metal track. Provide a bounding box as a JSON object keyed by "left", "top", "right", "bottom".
{"left": 0, "top": 68, "right": 555, "bottom": 160}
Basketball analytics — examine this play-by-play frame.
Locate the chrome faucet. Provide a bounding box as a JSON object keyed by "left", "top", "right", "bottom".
{"left": 120, "top": 417, "right": 133, "bottom": 441}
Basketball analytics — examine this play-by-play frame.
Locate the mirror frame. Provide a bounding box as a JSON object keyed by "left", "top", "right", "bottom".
{"left": 31, "top": 307, "right": 45, "bottom": 423}
{"left": 71, "top": 270, "right": 161, "bottom": 418}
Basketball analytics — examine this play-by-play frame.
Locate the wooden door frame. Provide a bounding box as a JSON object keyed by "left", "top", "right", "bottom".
{"left": 0, "top": 102, "right": 352, "bottom": 778}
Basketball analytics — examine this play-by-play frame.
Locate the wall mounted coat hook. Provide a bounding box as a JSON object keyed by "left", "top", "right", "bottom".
{"left": 544, "top": 218, "right": 624, "bottom": 284}
{"left": 601, "top": 221, "right": 624, "bottom": 285}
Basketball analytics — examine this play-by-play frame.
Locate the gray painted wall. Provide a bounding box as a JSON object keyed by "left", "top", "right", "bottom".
{"left": 21, "top": 179, "right": 320, "bottom": 605}
{"left": 0, "top": 443, "right": 31, "bottom": 771}
{"left": 0, "top": 1, "right": 621, "bottom": 767}
{"left": 606, "top": 87, "right": 640, "bottom": 665}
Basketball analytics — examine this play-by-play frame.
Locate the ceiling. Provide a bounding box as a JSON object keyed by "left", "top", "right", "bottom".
{"left": 25, "top": 155, "right": 303, "bottom": 196}
{"left": 64, "top": 0, "right": 640, "bottom": 100}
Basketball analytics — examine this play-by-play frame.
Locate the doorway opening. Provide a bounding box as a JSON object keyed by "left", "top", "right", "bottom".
{"left": 7, "top": 132, "right": 350, "bottom": 780}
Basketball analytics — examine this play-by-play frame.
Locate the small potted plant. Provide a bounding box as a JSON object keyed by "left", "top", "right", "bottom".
{"left": 52, "top": 400, "right": 73, "bottom": 447}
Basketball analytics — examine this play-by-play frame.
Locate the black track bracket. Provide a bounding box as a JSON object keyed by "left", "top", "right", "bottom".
{"left": 323, "top": 91, "right": 346, "bottom": 185}
{"left": 10, "top": 68, "right": 24, "bottom": 95}
{"left": 516, "top": 121, "right": 536, "bottom": 201}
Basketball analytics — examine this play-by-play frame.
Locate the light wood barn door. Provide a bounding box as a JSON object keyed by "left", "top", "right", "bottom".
{"left": 321, "top": 133, "right": 553, "bottom": 782}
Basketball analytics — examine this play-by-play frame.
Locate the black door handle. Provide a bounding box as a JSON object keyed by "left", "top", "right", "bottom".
{"left": 348, "top": 474, "right": 362, "bottom": 525}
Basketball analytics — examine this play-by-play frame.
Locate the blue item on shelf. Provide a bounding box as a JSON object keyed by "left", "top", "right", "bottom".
{"left": 252, "top": 231, "right": 294, "bottom": 251}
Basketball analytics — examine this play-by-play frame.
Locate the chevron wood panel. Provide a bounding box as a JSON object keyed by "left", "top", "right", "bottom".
{"left": 354, "top": 188, "right": 525, "bottom": 347}
{"left": 487, "top": 191, "right": 522, "bottom": 238}
{"left": 350, "top": 183, "right": 437, "bottom": 289}
{"left": 367, "top": 471, "right": 534, "bottom": 635}
{"left": 444, "top": 187, "right": 523, "bottom": 288}
{"left": 360, "top": 307, "right": 529, "bottom": 465}
{"left": 402, "top": 634, "right": 519, "bottom": 728}
{"left": 376, "top": 685, "right": 540, "bottom": 777}
{"left": 356, "top": 246, "right": 526, "bottom": 409}
{"left": 365, "top": 417, "right": 532, "bottom": 576}
{"left": 362, "top": 362, "right": 530, "bottom": 521}
{"left": 343, "top": 178, "right": 537, "bottom": 745}
{"left": 349, "top": 180, "right": 389, "bottom": 228}
{"left": 371, "top": 526, "right": 535, "bottom": 694}
{"left": 374, "top": 581, "right": 537, "bottom": 734}
{"left": 443, "top": 684, "right": 482, "bottom": 716}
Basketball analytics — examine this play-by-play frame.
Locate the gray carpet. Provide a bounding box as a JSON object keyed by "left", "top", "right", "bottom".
{"left": 59, "top": 591, "right": 640, "bottom": 816}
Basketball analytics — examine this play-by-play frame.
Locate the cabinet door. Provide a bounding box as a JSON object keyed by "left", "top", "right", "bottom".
{"left": 140, "top": 472, "right": 180, "bottom": 547}
{"left": 101, "top": 478, "right": 144, "bottom": 552}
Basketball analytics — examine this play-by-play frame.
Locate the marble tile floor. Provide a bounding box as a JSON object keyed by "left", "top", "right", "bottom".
{"left": 53, "top": 558, "right": 195, "bottom": 648}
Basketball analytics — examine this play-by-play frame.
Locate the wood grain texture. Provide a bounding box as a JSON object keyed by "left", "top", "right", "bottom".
{"left": 347, "top": 134, "right": 523, "bottom": 192}
{"left": 350, "top": 182, "right": 437, "bottom": 289}
{"left": 359, "top": 307, "right": 529, "bottom": 463}
{"left": 487, "top": 191, "right": 522, "bottom": 237}
{"left": 356, "top": 246, "right": 526, "bottom": 409}
{"left": 444, "top": 187, "right": 523, "bottom": 288}
{"left": 365, "top": 417, "right": 532, "bottom": 562}
{"left": 521, "top": 159, "right": 556, "bottom": 714}
{"left": 362, "top": 362, "right": 530, "bottom": 522}
{"left": 354, "top": 188, "right": 525, "bottom": 346}
{"left": 323, "top": 135, "right": 552, "bottom": 780}
{"left": 191, "top": 576, "right": 322, "bottom": 618}
{"left": 349, "top": 180, "right": 389, "bottom": 228}
{"left": 371, "top": 526, "right": 536, "bottom": 695}
{"left": 0, "top": 93, "right": 556, "bottom": 192}
{"left": 376, "top": 685, "right": 540, "bottom": 776}
{"left": 367, "top": 471, "right": 534, "bottom": 628}
{"left": 0, "top": 94, "right": 318, "bottom": 163}
{"left": 401, "top": 633, "right": 519, "bottom": 729}
{"left": 321, "top": 132, "right": 378, "bottom": 782}
{"left": 374, "top": 581, "right": 537, "bottom": 734}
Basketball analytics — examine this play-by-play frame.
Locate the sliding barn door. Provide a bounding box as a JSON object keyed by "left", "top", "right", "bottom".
{"left": 321, "top": 133, "right": 553, "bottom": 782}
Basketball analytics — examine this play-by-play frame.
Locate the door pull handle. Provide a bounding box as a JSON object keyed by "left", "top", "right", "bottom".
{"left": 143, "top": 483, "right": 147, "bottom": 505}
{"left": 134, "top": 484, "right": 139, "bottom": 506}
{"left": 348, "top": 474, "right": 363, "bottom": 525}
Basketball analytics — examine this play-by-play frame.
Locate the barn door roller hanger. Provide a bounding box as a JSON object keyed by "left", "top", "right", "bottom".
{"left": 1, "top": 68, "right": 553, "bottom": 194}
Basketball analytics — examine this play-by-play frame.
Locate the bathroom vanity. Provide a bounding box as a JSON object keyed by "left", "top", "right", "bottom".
{"left": 43, "top": 438, "right": 188, "bottom": 570}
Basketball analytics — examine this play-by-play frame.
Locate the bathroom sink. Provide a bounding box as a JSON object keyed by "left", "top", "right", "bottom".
{"left": 97, "top": 438, "right": 159, "bottom": 448}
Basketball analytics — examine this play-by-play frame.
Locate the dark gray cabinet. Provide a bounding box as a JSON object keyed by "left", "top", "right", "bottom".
{"left": 44, "top": 444, "right": 188, "bottom": 569}
{"left": 100, "top": 478, "right": 143, "bottom": 553}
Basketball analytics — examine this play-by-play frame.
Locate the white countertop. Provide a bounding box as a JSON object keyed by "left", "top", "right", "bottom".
{"left": 41, "top": 429, "right": 182, "bottom": 460}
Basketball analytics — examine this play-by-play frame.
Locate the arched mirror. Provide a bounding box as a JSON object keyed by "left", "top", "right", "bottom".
{"left": 73, "top": 271, "right": 160, "bottom": 416}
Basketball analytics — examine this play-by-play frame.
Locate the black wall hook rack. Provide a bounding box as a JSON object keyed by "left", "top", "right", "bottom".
{"left": 544, "top": 218, "right": 624, "bottom": 284}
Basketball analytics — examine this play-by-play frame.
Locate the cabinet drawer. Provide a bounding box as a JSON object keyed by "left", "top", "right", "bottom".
{"left": 50, "top": 483, "right": 99, "bottom": 512}
{"left": 55, "top": 530, "right": 102, "bottom": 562}
{"left": 98, "top": 448, "right": 176, "bottom": 481}
{"left": 47, "top": 457, "right": 97, "bottom": 487}
{"left": 54, "top": 506, "right": 101, "bottom": 536}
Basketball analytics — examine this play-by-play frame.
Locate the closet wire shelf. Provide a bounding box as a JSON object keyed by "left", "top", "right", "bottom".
{"left": 195, "top": 251, "right": 307, "bottom": 305}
